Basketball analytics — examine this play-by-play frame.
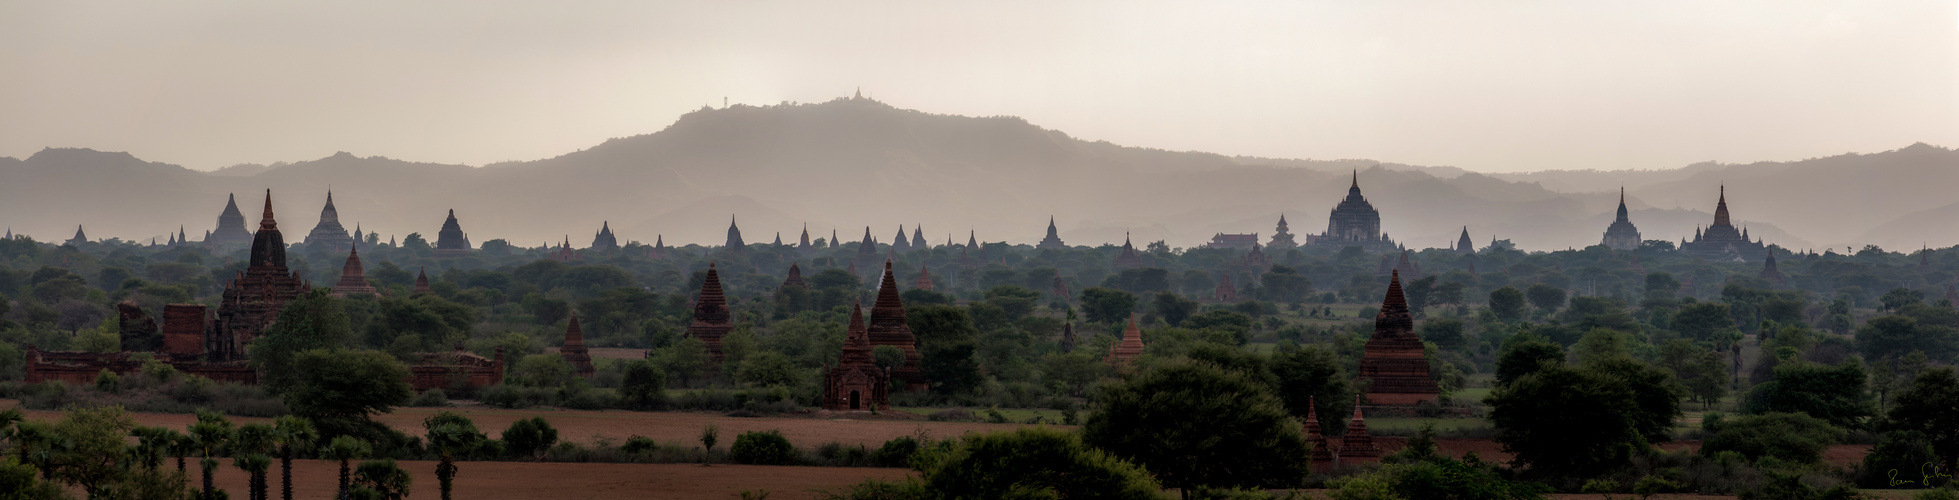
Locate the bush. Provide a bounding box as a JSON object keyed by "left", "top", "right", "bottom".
{"left": 621, "top": 435, "right": 660, "bottom": 455}
{"left": 912, "top": 427, "right": 1160, "bottom": 499}
{"left": 408, "top": 389, "right": 449, "bottom": 407}
{"left": 1701, "top": 412, "right": 1844, "bottom": 465}
{"left": 872, "top": 436, "right": 923, "bottom": 468}
{"left": 926, "top": 408, "right": 975, "bottom": 422}
{"left": 729, "top": 430, "right": 798, "bottom": 465}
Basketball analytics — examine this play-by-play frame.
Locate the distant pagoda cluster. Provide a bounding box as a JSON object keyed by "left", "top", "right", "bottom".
{"left": 1678, "top": 186, "right": 1766, "bottom": 262}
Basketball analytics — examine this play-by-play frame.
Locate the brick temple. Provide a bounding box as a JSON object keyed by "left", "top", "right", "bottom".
{"left": 867, "top": 261, "right": 925, "bottom": 388}
{"left": 821, "top": 303, "right": 891, "bottom": 411}
{"left": 686, "top": 262, "right": 735, "bottom": 361}
{"left": 1355, "top": 270, "right": 1440, "bottom": 405}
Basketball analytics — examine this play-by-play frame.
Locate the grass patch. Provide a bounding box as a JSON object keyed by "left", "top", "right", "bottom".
{"left": 894, "top": 407, "right": 1074, "bottom": 424}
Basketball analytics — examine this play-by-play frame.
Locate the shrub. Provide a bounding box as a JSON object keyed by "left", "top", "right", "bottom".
{"left": 1701, "top": 412, "right": 1844, "bottom": 465}
{"left": 926, "top": 408, "right": 975, "bottom": 422}
{"left": 621, "top": 435, "right": 659, "bottom": 455}
{"left": 408, "top": 389, "right": 449, "bottom": 407}
{"left": 872, "top": 436, "right": 923, "bottom": 468}
{"left": 730, "top": 430, "right": 798, "bottom": 465}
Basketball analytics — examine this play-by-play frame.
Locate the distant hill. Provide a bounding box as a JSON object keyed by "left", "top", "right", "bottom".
{"left": 2, "top": 97, "right": 1946, "bottom": 251}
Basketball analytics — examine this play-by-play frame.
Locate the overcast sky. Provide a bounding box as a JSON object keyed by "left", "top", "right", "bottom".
{"left": 2, "top": 1, "right": 1954, "bottom": 173}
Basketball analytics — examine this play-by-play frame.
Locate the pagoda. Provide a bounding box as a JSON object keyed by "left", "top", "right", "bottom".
{"left": 822, "top": 303, "right": 891, "bottom": 411}
{"left": 210, "top": 190, "right": 309, "bottom": 361}
{"left": 686, "top": 263, "right": 735, "bottom": 361}
{"left": 591, "top": 221, "right": 619, "bottom": 250}
{"left": 867, "top": 260, "right": 925, "bottom": 387}
{"left": 1303, "top": 396, "right": 1335, "bottom": 470}
{"left": 1758, "top": 248, "right": 1786, "bottom": 286}
{"left": 724, "top": 216, "right": 746, "bottom": 254}
{"left": 781, "top": 263, "right": 809, "bottom": 289}
{"left": 552, "top": 237, "right": 579, "bottom": 262}
{"left": 303, "top": 191, "right": 354, "bottom": 252}
{"left": 1336, "top": 396, "right": 1380, "bottom": 464}
{"left": 959, "top": 231, "right": 980, "bottom": 270}
{"left": 1268, "top": 214, "right": 1298, "bottom": 250}
{"left": 205, "top": 193, "right": 255, "bottom": 249}
{"left": 798, "top": 224, "right": 815, "bottom": 255}
{"left": 561, "top": 314, "right": 595, "bottom": 379}
{"left": 911, "top": 225, "right": 926, "bottom": 250}
{"left": 1243, "top": 243, "right": 1272, "bottom": 271}
{"left": 852, "top": 227, "right": 881, "bottom": 279}
{"left": 1455, "top": 227, "right": 1475, "bottom": 255}
{"left": 649, "top": 235, "right": 667, "bottom": 259}
{"left": 1678, "top": 186, "right": 1765, "bottom": 261}
{"left": 1215, "top": 275, "right": 1238, "bottom": 302}
{"left": 1388, "top": 250, "right": 1421, "bottom": 278}
{"left": 1355, "top": 270, "right": 1440, "bottom": 405}
{"left": 413, "top": 268, "right": 431, "bottom": 294}
{"left": 1107, "top": 315, "right": 1146, "bottom": 367}
{"left": 891, "top": 225, "right": 911, "bottom": 253}
{"left": 330, "top": 243, "right": 378, "bottom": 297}
{"left": 66, "top": 225, "right": 87, "bottom": 245}
{"left": 1306, "top": 171, "right": 1397, "bottom": 251}
{"left": 1601, "top": 188, "right": 1642, "bottom": 251}
{"left": 1036, "top": 217, "right": 1066, "bottom": 249}
{"left": 913, "top": 263, "right": 934, "bottom": 291}
{"left": 432, "top": 209, "right": 471, "bottom": 258}
{"left": 1113, "top": 232, "right": 1146, "bottom": 269}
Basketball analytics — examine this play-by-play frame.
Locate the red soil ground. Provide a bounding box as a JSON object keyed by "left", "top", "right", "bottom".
{"left": 196, "top": 459, "right": 911, "bottom": 500}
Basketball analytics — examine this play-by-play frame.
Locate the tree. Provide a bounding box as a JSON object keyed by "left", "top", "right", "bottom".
{"left": 618, "top": 360, "right": 667, "bottom": 410}
{"left": 915, "top": 427, "right": 1161, "bottom": 499}
{"left": 1881, "top": 287, "right": 1926, "bottom": 311}
{"left": 1268, "top": 343, "right": 1354, "bottom": 426}
{"left": 189, "top": 410, "right": 233, "bottom": 500}
{"left": 1431, "top": 281, "right": 1466, "bottom": 308}
{"left": 1080, "top": 287, "right": 1139, "bottom": 325}
{"left": 322, "top": 436, "right": 372, "bottom": 499}
{"left": 1524, "top": 283, "right": 1566, "bottom": 313}
{"left": 1403, "top": 275, "right": 1436, "bottom": 313}
{"left": 272, "top": 416, "right": 317, "bottom": 500}
{"left": 1259, "top": 266, "right": 1313, "bottom": 304}
{"left": 700, "top": 424, "right": 720, "bottom": 465}
{"left": 1489, "top": 286, "right": 1526, "bottom": 322}
{"left": 1153, "top": 292, "right": 1200, "bottom": 327}
{"left": 1672, "top": 302, "right": 1742, "bottom": 348}
{"left": 1859, "top": 430, "right": 1946, "bottom": 489}
{"left": 1657, "top": 339, "right": 1727, "bottom": 409}
{"left": 47, "top": 405, "right": 138, "bottom": 498}
{"left": 1083, "top": 359, "right": 1311, "bottom": 494}
{"left": 983, "top": 285, "right": 1042, "bottom": 322}
{"left": 1887, "top": 367, "right": 1959, "bottom": 473}
{"left": 1495, "top": 333, "right": 1564, "bottom": 387}
{"left": 500, "top": 417, "right": 558, "bottom": 462}
{"left": 1700, "top": 412, "right": 1844, "bottom": 465}
{"left": 1743, "top": 360, "right": 1875, "bottom": 430}
{"left": 907, "top": 304, "right": 982, "bottom": 394}
{"left": 282, "top": 349, "right": 413, "bottom": 423}
{"left": 1585, "top": 357, "right": 1685, "bottom": 443}
{"left": 250, "top": 288, "right": 354, "bottom": 393}
{"left": 735, "top": 351, "right": 801, "bottom": 387}
{"left": 652, "top": 337, "right": 712, "bottom": 387}
{"left": 1418, "top": 319, "right": 1467, "bottom": 352}
{"left": 352, "top": 459, "right": 412, "bottom": 500}
{"left": 425, "top": 412, "right": 485, "bottom": 500}
{"left": 1859, "top": 315, "right": 1959, "bottom": 363}
{"left": 233, "top": 423, "right": 277, "bottom": 500}
{"left": 729, "top": 430, "right": 798, "bottom": 465}
{"left": 1486, "top": 364, "right": 1645, "bottom": 479}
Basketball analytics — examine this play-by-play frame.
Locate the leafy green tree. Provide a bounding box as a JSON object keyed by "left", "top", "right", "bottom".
{"left": 729, "top": 430, "right": 798, "bottom": 465}
{"left": 1586, "top": 357, "right": 1685, "bottom": 443}
{"left": 736, "top": 351, "right": 801, "bottom": 387}
{"left": 1700, "top": 412, "right": 1844, "bottom": 465}
{"left": 500, "top": 417, "right": 558, "bottom": 462}
{"left": 1859, "top": 430, "right": 1946, "bottom": 489}
{"left": 618, "top": 360, "right": 667, "bottom": 410}
{"left": 1486, "top": 364, "right": 1645, "bottom": 479}
{"left": 1571, "top": 329, "right": 1635, "bottom": 366}
{"left": 1743, "top": 360, "right": 1875, "bottom": 430}
{"left": 914, "top": 427, "right": 1161, "bottom": 499}
{"left": 1080, "top": 287, "right": 1139, "bottom": 325}
{"left": 1489, "top": 286, "right": 1526, "bottom": 322}
{"left": 250, "top": 288, "right": 354, "bottom": 393}
{"left": 700, "top": 424, "right": 719, "bottom": 465}
{"left": 233, "top": 423, "right": 277, "bottom": 500}
{"left": 189, "top": 410, "right": 232, "bottom": 500}
{"left": 1881, "top": 287, "right": 1926, "bottom": 311}
{"left": 511, "top": 354, "right": 572, "bottom": 387}
{"left": 1495, "top": 333, "right": 1564, "bottom": 387}
{"left": 1418, "top": 318, "right": 1467, "bottom": 352}
{"left": 1887, "top": 367, "right": 1959, "bottom": 473}
{"left": 425, "top": 411, "right": 484, "bottom": 500}
{"left": 1859, "top": 315, "right": 1959, "bottom": 363}
{"left": 1084, "top": 359, "right": 1311, "bottom": 493}
{"left": 1524, "top": 284, "right": 1566, "bottom": 313}
{"left": 652, "top": 337, "right": 712, "bottom": 387}
{"left": 1672, "top": 302, "right": 1742, "bottom": 348}
{"left": 47, "top": 406, "right": 138, "bottom": 498}
{"left": 1259, "top": 266, "right": 1313, "bottom": 304}
{"left": 983, "top": 285, "right": 1042, "bottom": 322}
{"left": 1268, "top": 343, "right": 1353, "bottom": 426}
{"left": 907, "top": 304, "right": 982, "bottom": 394}
{"left": 322, "top": 436, "right": 372, "bottom": 498}
{"left": 282, "top": 349, "right": 414, "bottom": 423}
{"left": 1657, "top": 339, "right": 1727, "bottom": 409}
{"left": 1152, "top": 292, "right": 1200, "bottom": 327}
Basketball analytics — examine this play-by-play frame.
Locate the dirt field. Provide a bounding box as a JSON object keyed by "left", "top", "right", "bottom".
{"left": 2, "top": 399, "right": 1055, "bottom": 448}
{"left": 197, "top": 459, "right": 912, "bottom": 500}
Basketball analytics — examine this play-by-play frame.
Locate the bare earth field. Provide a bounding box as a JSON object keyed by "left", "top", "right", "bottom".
{"left": 2, "top": 399, "right": 1055, "bottom": 447}
{"left": 199, "top": 459, "right": 912, "bottom": 500}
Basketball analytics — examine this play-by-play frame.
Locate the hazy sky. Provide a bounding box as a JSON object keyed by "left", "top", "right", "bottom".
{"left": 2, "top": 1, "right": 1954, "bottom": 173}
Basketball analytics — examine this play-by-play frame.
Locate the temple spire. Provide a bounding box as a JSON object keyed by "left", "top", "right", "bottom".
{"left": 259, "top": 189, "right": 278, "bottom": 231}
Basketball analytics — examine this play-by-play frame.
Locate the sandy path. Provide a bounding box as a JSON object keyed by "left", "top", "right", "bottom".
{"left": 194, "top": 458, "right": 911, "bottom": 500}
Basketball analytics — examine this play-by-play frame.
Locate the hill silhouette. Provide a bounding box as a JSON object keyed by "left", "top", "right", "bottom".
{"left": 2, "top": 97, "right": 1948, "bottom": 251}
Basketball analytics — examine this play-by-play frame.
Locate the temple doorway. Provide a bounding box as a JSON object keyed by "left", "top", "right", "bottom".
{"left": 849, "top": 390, "right": 861, "bottom": 409}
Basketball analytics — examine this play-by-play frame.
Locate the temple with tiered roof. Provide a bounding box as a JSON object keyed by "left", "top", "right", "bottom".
{"left": 1037, "top": 217, "right": 1066, "bottom": 249}
{"left": 1268, "top": 215, "right": 1298, "bottom": 250}
{"left": 561, "top": 314, "right": 595, "bottom": 379}
{"left": 686, "top": 263, "right": 735, "bottom": 361}
{"left": 1679, "top": 186, "right": 1765, "bottom": 261}
{"left": 1107, "top": 315, "right": 1146, "bottom": 367}
{"left": 1113, "top": 233, "right": 1146, "bottom": 269}
{"left": 591, "top": 221, "right": 618, "bottom": 250}
{"left": 331, "top": 243, "right": 377, "bottom": 297}
{"left": 724, "top": 216, "right": 746, "bottom": 254}
{"left": 303, "top": 191, "right": 354, "bottom": 252}
{"left": 211, "top": 190, "right": 310, "bottom": 361}
{"left": 867, "top": 261, "right": 925, "bottom": 387}
{"left": 1601, "top": 188, "right": 1642, "bottom": 251}
{"left": 822, "top": 303, "right": 891, "bottom": 411}
{"left": 205, "top": 193, "right": 255, "bottom": 249}
{"left": 432, "top": 209, "right": 471, "bottom": 258}
{"left": 1306, "top": 171, "right": 1397, "bottom": 251}
{"left": 1455, "top": 227, "right": 1475, "bottom": 255}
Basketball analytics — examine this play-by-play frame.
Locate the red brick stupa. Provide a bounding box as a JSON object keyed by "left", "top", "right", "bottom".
{"left": 561, "top": 314, "right": 595, "bottom": 379}
{"left": 686, "top": 262, "right": 735, "bottom": 361}
{"left": 912, "top": 263, "right": 933, "bottom": 291}
{"left": 1337, "top": 395, "right": 1379, "bottom": 464}
{"left": 1107, "top": 314, "right": 1146, "bottom": 367}
{"left": 330, "top": 243, "right": 377, "bottom": 297}
{"left": 1356, "top": 269, "right": 1440, "bottom": 405}
{"left": 1304, "top": 396, "right": 1335, "bottom": 470}
{"left": 211, "top": 190, "right": 309, "bottom": 361}
{"left": 867, "top": 260, "right": 925, "bottom": 387}
{"left": 413, "top": 267, "right": 431, "bottom": 294}
{"left": 781, "top": 263, "right": 808, "bottom": 289}
{"left": 822, "top": 303, "right": 891, "bottom": 411}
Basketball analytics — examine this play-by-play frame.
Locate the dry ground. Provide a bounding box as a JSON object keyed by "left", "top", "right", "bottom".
{"left": 197, "top": 459, "right": 911, "bottom": 500}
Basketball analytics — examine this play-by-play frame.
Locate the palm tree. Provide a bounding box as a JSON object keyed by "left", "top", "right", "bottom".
{"left": 189, "top": 416, "right": 233, "bottom": 500}
{"left": 131, "top": 426, "right": 174, "bottom": 471}
{"left": 234, "top": 423, "right": 276, "bottom": 500}
{"left": 12, "top": 420, "right": 54, "bottom": 479}
{"left": 167, "top": 430, "right": 195, "bottom": 476}
{"left": 425, "top": 423, "right": 470, "bottom": 500}
{"left": 272, "top": 416, "right": 318, "bottom": 500}
{"left": 353, "top": 459, "right": 413, "bottom": 500}
{"left": 322, "top": 436, "right": 373, "bottom": 499}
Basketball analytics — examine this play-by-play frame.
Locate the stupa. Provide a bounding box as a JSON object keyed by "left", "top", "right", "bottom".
{"left": 1600, "top": 188, "right": 1642, "bottom": 251}
{"left": 1107, "top": 314, "right": 1146, "bottom": 366}
{"left": 866, "top": 260, "right": 925, "bottom": 387}
{"left": 210, "top": 190, "right": 309, "bottom": 361}
{"left": 303, "top": 190, "right": 354, "bottom": 252}
{"left": 1036, "top": 217, "right": 1066, "bottom": 249}
{"left": 1336, "top": 395, "right": 1380, "bottom": 463}
{"left": 1113, "top": 233, "right": 1146, "bottom": 269}
{"left": 204, "top": 193, "right": 255, "bottom": 249}
{"left": 561, "top": 314, "right": 595, "bottom": 378}
{"left": 1355, "top": 270, "right": 1440, "bottom": 405}
{"left": 591, "top": 221, "right": 618, "bottom": 250}
{"left": 432, "top": 209, "right": 471, "bottom": 258}
{"left": 822, "top": 303, "right": 891, "bottom": 411}
{"left": 330, "top": 243, "right": 378, "bottom": 297}
{"left": 686, "top": 263, "right": 735, "bottom": 361}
